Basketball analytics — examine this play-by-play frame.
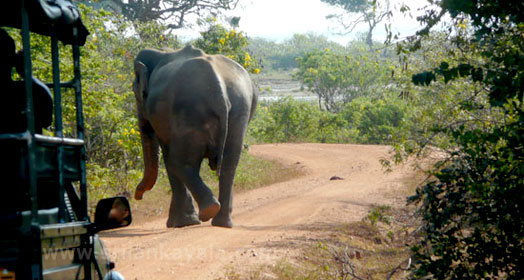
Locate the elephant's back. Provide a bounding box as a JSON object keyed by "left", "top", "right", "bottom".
{"left": 146, "top": 55, "right": 225, "bottom": 122}
{"left": 146, "top": 51, "right": 255, "bottom": 123}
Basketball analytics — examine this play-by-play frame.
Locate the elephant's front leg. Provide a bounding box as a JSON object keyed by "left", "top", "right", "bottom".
{"left": 165, "top": 172, "right": 200, "bottom": 228}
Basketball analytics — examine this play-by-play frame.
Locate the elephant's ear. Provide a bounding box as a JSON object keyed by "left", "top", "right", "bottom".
{"left": 134, "top": 61, "right": 149, "bottom": 104}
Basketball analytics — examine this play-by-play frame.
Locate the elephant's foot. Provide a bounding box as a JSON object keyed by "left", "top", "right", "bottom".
{"left": 166, "top": 213, "right": 201, "bottom": 228}
{"left": 211, "top": 214, "right": 233, "bottom": 228}
{"left": 198, "top": 197, "right": 221, "bottom": 222}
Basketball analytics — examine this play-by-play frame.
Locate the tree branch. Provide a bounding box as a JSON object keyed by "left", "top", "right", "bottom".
{"left": 386, "top": 258, "right": 412, "bottom": 280}
{"left": 100, "top": 0, "right": 238, "bottom": 29}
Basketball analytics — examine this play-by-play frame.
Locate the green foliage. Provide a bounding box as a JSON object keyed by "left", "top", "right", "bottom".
{"left": 248, "top": 97, "right": 350, "bottom": 143}
{"left": 341, "top": 97, "right": 406, "bottom": 144}
{"left": 295, "top": 48, "right": 391, "bottom": 112}
{"left": 364, "top": 205, "right": 392, "bottom": 226}
{"left": 247, "top": 96, "right": 406, "bottom": 145}
{"left": 393, "top": 1, "right": 524, "bottom": 279}
{"left": 194, "top": 20, "right": 260, "bottom": 74}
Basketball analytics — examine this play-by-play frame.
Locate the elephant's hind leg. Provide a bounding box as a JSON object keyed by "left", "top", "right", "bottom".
{"left": 175, "top": 166, "right": 220, "bottom": 222}
{"left": 165, "top": 173, "right": 200, "bottom": 228}
{"left": 165, "top": 142, "right": 220, "bottom": 222}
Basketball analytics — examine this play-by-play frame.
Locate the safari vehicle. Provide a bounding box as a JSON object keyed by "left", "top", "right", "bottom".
{"left": 0, "top": 1, "right": 131, "bottom": 279}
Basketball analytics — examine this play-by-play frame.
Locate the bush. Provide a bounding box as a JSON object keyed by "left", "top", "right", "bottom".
{"left": 248, "top": 97, "right": 321, "bottom": 143}
{"left": 392, "top": 1, "right": 524, "bottom": 278}
{"left": 247, "top": 96, "right": 407, "bottom": 145}
{"left": 341, "top": 97, "right": 407, "bottom": 144}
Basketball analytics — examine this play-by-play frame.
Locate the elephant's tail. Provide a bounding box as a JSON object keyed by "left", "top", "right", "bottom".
{"left": 215, "top": 91, "right": 230, "bottom": 178}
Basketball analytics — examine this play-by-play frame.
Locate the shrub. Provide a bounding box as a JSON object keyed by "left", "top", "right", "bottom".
{"left": 247, "top": 96, "right": 407, "bottom": 145}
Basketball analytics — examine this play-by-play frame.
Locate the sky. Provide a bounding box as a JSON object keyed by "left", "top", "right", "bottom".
{"left": 178, "top": 0, "right": 428, "bottom": 45}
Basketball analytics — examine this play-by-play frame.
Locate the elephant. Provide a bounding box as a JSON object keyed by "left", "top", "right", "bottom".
{"left": 132, "top": 45, "right": 257, "bottom": 228}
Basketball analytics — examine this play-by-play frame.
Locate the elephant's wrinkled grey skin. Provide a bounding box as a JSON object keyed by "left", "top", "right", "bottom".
{"left": 132, "top": 45, "right": 257, "bottom": 228}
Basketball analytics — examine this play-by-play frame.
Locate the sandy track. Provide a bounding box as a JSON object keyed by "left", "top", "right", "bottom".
{"left": 100, "top": 143, "right": 414, "bottom": 279}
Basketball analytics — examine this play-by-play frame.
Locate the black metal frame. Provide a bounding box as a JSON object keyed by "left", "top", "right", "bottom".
{"left": 0, "top": 1, "right": 98, "bottom": 279}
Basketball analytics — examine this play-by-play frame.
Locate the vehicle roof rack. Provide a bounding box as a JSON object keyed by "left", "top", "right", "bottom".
{"left": 0, "top": 0, "right": 89, "bottom": 45}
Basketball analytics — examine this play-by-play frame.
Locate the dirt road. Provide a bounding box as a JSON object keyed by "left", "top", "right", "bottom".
{"left": 100, "top": 143, "right": 415, "bottom": 279}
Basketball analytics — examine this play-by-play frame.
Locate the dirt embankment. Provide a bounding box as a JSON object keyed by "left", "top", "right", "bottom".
{"left": 100, "top": 143, "right": 416, "bottom": 279}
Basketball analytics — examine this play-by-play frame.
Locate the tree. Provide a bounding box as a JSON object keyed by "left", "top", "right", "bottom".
{"left": 394, "top": 0, "right": 524, "bottom": 278}
{"left": 322, "top": 0, "right": 391, "bottom": 49}
{"left": 81, "top": 0, "right": 238, "bottom": 29}
{"left": 194, "top": 20, "right": 260, "bottom": 74}
{"left": 295, "top": 48, "right": 390, "bottom": 112}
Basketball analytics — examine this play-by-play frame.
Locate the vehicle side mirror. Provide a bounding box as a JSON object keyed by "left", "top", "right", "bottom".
{"left": 94, "top": 196, "right": 132, "bottom": 232}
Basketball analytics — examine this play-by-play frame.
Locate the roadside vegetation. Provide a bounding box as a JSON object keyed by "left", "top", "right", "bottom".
{"left": 247, "top": 96, "right": 407, "bottom": 145}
